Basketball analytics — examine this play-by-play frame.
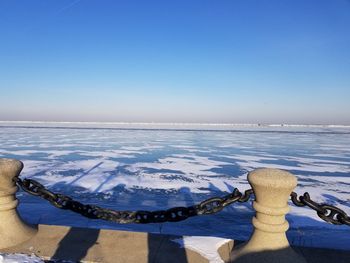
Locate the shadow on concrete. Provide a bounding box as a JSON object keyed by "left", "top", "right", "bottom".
{"left": 147, "top": 186, "right": 194, "bottom": 263}
{"left": 295, "top": 245, "right": 350, "bottom": 263}
{"left": 147, "top": 233, "right": 189, "bottom": 263}
{"left": 229, "top": 246, "right": 306, "bottom": 263}
{"left": 51, "top": 227, "right": 100, "bottom": 262}
{"left": 228, "top": 245, "right": 350, "bottom": 263}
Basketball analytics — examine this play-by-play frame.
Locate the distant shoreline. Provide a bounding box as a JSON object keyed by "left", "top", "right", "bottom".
{"left": 0, "top": 121, "right": 350, "bottom": 132}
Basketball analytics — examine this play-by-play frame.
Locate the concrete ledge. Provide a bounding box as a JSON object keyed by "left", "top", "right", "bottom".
{"left": 293, "top": 246, "right": 350, "bottom": 263}
{"left": 1, "top": 224, "right": 350, "bottom": 263}
{"left": 0, "top": 224, "right": 221, "bottom": 263}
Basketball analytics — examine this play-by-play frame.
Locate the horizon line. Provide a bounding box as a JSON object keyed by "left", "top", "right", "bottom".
{"left": 1, "top": 120, "right": 350, "bottom": 128}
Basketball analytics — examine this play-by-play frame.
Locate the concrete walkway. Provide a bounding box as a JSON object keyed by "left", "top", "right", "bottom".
{"left": 293, "top": 246, "right": 350, "bottom": 263}
{"left": 0, "top": 225, "right": 213, "bottom": 263}
{"left": 0, "top": 224, "right": 349, "bottom": 263}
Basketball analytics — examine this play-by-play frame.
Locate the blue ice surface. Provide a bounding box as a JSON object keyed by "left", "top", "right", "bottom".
{"left": 0, "top": 125, "right": 349, "bottom": 251}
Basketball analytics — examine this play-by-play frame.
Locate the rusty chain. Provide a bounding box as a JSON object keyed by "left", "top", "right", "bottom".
{"left": 290, "top": 192, "right": 350, "bottom": 226}
{"left": 13, "top": 177, "right": 350, "bottom": 226}
{"left": 14, "top": 177, "right": 254, "bottom": 224}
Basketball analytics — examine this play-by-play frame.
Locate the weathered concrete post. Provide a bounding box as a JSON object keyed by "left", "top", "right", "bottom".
{"left": 231, "top": 168, "right": 306, "bottom": 263}
{"left": 0, "top": 158, "right": 37, "bottom": 249}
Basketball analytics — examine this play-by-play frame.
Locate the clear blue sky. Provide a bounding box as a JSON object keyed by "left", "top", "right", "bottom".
{"left": 0, "top": 0, "right": 349, "bottom": 124}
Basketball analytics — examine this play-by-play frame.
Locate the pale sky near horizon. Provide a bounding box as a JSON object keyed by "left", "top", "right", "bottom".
{"left": 0, "top": 0, "right": 349, "bottom": 125}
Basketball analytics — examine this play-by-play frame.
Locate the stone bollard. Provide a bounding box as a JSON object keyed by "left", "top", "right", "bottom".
{"left": 231, "top": 168, "right": 306, "bottom": 263}
{"left": 0, "top": 158, "right": 37, "bottom": 249}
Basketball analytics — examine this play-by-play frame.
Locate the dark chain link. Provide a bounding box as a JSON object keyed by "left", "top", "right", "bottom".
{"left": 13, "top": 177, "right": 350, "bottom": 226}
{"left": 14, "top": 177, "right": 254, "bottom": 224}
{"left": 290, "top": 192, "right": 350, "bottom": 226}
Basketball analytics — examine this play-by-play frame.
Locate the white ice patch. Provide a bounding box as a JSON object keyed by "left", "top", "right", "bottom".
{"left": 129, "top": 154, "right": 229, "bottom": 177}
{"left": 236, "top": 160, "right": 350, "bottom": 173}
{"left": 123, "top": 154, "right": 245, "bottom": 193}
{"left": 120, "top": 145, "right": 164, "bottom": 151}
{"left": 78, "top": 149, "right": 143, "bottom": 158}
{"left": 38, "top": 159, "right": 120, "bottom": 192}
{"left": 0, "top": 254, "right": 44, "bottom": 263}
{"left": 171, "top": 236, "right": 232, "bottom": 263}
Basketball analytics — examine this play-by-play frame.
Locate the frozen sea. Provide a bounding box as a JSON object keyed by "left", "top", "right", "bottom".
{"left": 0, "top": 122, "right": 350, "bottom": 253}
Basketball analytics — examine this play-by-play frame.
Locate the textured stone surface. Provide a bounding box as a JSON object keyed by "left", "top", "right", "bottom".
{"left": 1, "top": 224, "right": 210, "bottom": 263}
{"left": 231, "top": 168, "right": 306, "bottom": 263}
{"left": 0, "top": 159, "right": 38, "bottom": 250}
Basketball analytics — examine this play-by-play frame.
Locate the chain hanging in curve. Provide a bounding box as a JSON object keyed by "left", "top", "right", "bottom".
{"left": 13, "top": 176, "right": 350, "bottom": 226}
{"left": 14, "top": 177, "right": 254, "bottom": 224}
{"left": 290, "top": 192, "right": 350, "bottom": 226}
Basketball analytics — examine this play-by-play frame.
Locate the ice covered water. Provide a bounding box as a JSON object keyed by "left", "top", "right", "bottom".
{"left": 0, "top": 125, "right": 349, "bottom": 250}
